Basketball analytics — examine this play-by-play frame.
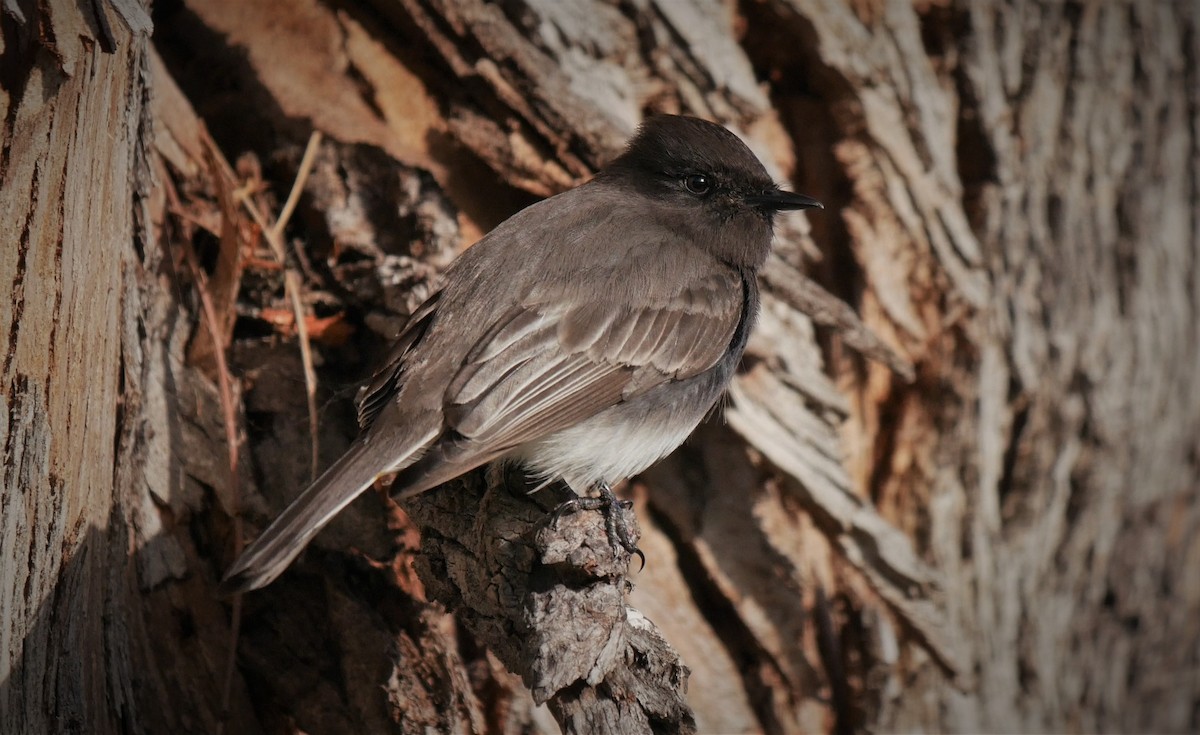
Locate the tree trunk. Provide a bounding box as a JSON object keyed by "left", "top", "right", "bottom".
{"left": 2, "top": 0, "right": 1196, "bottom": 733}
{"left": 0, "top": 2, "right": 161, "bottom": 731}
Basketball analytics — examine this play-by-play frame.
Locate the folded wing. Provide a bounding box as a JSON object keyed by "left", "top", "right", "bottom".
{"left": 391, "top": 266, "right": 744, "bottom": 496}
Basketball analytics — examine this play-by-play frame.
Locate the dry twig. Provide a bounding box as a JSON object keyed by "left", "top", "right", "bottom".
{"left": 171, "top": 177, "right": 245, "bottom": 733}
{"left": 234, "top": 131, "right": 325, "bottom": 480}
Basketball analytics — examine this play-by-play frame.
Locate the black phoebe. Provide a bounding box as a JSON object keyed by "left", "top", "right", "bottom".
{"left": 220, "top": 115, "right": 821, "bottom": 593}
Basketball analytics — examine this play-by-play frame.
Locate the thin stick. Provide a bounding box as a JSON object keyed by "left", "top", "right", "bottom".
{"left": 270, "top": 131, "right": 323, "bottom": 243}
{"left": 237, "top": 131, "right": 324, "bottom": 480}
{"left": 182, "top": 227, "right": 243, "bottom": 734}
{"left": 286, "top": 269, "right": 320, "bottom": 480}
{"left": 170, "top": 141, "right": 247, "bottom": 733}
{"left": 763, "top": 256, "right": 917, "bottom": 383}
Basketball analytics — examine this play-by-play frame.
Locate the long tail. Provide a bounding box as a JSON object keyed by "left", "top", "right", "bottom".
{"left": 219, "top": 430, "right": 432, "bottom": 595}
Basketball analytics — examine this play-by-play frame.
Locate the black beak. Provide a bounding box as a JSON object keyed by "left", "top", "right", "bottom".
{"left": 747, "top": 188, "right": 823, "bottom": 212}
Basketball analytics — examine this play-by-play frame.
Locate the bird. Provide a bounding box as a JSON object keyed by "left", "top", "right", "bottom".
{"left": 219, "top": 115, "right": 821, "bottom": 594}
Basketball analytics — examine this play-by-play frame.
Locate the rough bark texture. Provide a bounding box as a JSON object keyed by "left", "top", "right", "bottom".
{"left": 0, "top": 1, "right": 157, "bottom": 731}
{"left": 2, "top": 0, "right": 1197, "bottom": 734}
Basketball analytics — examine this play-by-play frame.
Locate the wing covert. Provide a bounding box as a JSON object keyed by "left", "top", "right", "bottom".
{"left": 443, "top": 266, "right": 743, "bottom": 450}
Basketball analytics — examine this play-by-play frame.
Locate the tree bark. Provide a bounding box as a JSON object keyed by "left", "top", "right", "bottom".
{"left": 2, "top": 0, "right": 1197, "bottom": 733}
{"left": 0, "top": 1, "right": 159, "bottom": 731}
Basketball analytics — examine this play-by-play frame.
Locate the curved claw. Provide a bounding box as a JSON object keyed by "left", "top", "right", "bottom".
{"left": 548, "top": 482, "right": 644, "bottom": 568}
{"left": 631, "top": 547, "right": 646, "bottom": 573}
{"left": 550, "top": 497, "right": 583, "bottom": 529}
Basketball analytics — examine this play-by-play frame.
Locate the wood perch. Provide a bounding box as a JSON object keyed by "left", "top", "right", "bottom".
{"left": 405, "top": 466, "right": 695, "bottom": 734}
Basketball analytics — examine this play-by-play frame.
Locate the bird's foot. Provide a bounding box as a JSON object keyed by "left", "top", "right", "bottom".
{"left": 551, "top": 482, "right": 645, "bottom": 570}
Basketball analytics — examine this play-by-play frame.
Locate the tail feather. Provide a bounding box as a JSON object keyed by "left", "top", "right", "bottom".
{"left": 219, "top": 430, "right": 432, "bottom": 595}
{"left": 388, "top": 441, "right": 508, "bottom": 501}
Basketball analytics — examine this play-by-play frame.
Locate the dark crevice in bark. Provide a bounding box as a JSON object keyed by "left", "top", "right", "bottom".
{"left": 812, "top": 584, "right": 858, "bottom": 735}
{"left": 151, "top": 1, "right": 308, "bottom": 165}
{"left": 950, "top": 15, "right": 999, "bottom": 241}
{"left": 3, "top": 230, "right": 30, "bottom": 381}
{"left": 996, "top": 379, "right": 1030, "bottom": 521}
{"left": 644, "top": 494, "right": 788, "bottom": 735}
{"left": 738, "top": 0, "right": 872, "bottom": 397}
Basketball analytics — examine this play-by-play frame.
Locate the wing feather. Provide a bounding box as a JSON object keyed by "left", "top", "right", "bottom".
{"left": 357, "top": 291, "right": 441, "bottom": 431}
{"left": 466, "top": 360, "right": 628, "bottom": 446}
{"left": 441, "top": 266, "right": 743, "bottom": 453}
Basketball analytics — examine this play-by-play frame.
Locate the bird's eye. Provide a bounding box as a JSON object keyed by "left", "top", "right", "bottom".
{"left": 683, "top": 174, "right": 712, "bottom": 195}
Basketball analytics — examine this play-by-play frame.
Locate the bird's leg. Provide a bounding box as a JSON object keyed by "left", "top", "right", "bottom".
{"left": 551, "top": 482, "right": 644, "bottom": 567}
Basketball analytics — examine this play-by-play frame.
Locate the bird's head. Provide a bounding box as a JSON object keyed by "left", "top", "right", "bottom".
{"left": 599, "top": 115, "right": 821, "bottom": 269}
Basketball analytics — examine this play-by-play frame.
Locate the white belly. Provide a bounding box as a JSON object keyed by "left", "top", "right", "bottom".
{"left": 511, "top": 399, "right": 706, "bottom": 493}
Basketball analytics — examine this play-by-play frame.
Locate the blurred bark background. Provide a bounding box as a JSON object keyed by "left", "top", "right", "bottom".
{"left": 2, "top": 0, "right": 1198, "bottom": 733}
